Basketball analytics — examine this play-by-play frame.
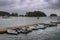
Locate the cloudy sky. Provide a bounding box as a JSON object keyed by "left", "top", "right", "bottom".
{"left": 0, "top": 0, "right": 60, "bottom": 16}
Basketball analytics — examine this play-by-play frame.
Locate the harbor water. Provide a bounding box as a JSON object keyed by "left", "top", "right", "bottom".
{"left": 0, "top": 17, "right": 60, "bottom": 40}
{"left": 0, "top": 17, "right": 58, "bottom": 28}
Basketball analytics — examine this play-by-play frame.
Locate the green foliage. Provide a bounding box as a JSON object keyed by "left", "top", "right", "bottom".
{"left": 50, "top": 14, "right": 57, "bottom": 17}
{"left": 0, "top": 11, "right": 10, "bottom": 16}
{"left": 0, "top": 11, "right": 18, "bottom": 17}
{"left": 10, "top": 13, "right": 18, "bottom": 16}
{"left": 25, "top": 11, "right": 47, "bottom": 17}
{"left": 0, "top": 11, "right": 47, "bottom": 17}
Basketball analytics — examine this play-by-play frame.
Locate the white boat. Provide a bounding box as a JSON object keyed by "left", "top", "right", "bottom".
{"left": 16, "top": 29, "right": 22, "bottom": 33}
{"left": 7, "top": 29, "right": 18, "bottom": 35}
{"left": 20, "top": 27, "right": 32, "bottom": 34}
{"left": 16, "top": 27, "right": 32, "bottom": 34}
{"left": 27, "top": 28, "right": 32, "bottom": 32}
{"left": 29, "top": 26, "right": 38, "bottom": 30}
{"left": 49, "top": 22, "right": 57, "bottom": 26}
{"left": 2, "top": 16, "right": 10, "bottom": 18}
{"left": 16, "top": 28, "right": 22, "bottom": 33}
{"left": 21, "top": 27, "right": 28, "bottom": 33}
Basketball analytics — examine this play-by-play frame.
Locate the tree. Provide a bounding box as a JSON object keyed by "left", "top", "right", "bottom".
{"left": 11, "top": 13, "right": 14, "bottom": 16}
{"left": 0, "top": 11, "right": 10, "bottom": 16}
{"left": 19, "top": 15, "right": 24, "bottom": 17}
{"left": 11, "top": 13, "right": 18, "bottom": 16}
{"left": 50, "top": 14, "right": 57, "bottom": 17}
{"left": 25, "top": 11, "right": 47, "bottom": 17}
{"left": 14, "top": 13, "right": 18, "bottom": 16}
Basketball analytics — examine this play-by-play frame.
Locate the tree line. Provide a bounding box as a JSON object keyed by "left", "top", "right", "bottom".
{"left": 0, "top": 11, "right": 18, "bottom": 17}
{"left": 25, "top": 11, "right": 46, "bottom": 17}
{"left": 0, "top": 11, "right": 58, "bottom": 17}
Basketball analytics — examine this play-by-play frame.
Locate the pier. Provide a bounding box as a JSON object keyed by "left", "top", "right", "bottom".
{"left": 0, "top": 21, "right": 58, "bottom": 34}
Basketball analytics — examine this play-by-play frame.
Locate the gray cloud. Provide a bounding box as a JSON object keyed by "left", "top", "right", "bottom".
{"left": 0, "top": 0, "right": 60, "bottom": 9}
{"left": 0, "top": 0, "right": 13, "bottom": 6}
{"left": 0, "top": 0, "right": 60, "bottom": 15}
{"left": 45, "top": 0, "right": 60, "bottom": 9}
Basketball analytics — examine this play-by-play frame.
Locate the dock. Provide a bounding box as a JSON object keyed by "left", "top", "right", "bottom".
{"left": 0, "top": 22, "right": 58, "bottom": 34}
{"left": 0, "top": 28, "right": 7, "bottom": 34}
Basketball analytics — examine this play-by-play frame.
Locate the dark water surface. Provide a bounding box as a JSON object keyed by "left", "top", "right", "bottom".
{"left": 0, "top": 17, "right": 59, "bottom": 40}
{"left": 0, "top": 24, "right": 60, "bottom": 40}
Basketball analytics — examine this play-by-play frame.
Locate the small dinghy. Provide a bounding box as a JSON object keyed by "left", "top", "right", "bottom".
{"left": 21, "top": 28, "right": 28, "bottom": 33}
{"left": 27, "top": 28, "right": 32, "bottom": 32}
{"left": 35, "top": 25, "right": 46, "bottom": 29}
{"left": 7, "top": 29, "right": 18, "bottom": 35}
{"left": 49, "top": 22, "right": 57, "bottom": 27}
{"left": 2, "top": 16, "right": 10, "bottom": 19}
{"left": 21, "top": 27, "right": 30, "bottom": 34}
{"left": 16, "top": 28, "right": 22, "bottom": 33}
{"left": 29, "top": 26, "right": 38, "bottom": 30}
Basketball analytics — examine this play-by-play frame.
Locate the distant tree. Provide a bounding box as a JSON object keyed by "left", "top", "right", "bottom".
{"left": 14, "top": 13, "right": 18, "bottom": 16}
{"left": 19, "top": 15, "right": 24, "bottom": 17}
{"left": 25, "top": 11, "right": 47, "bottom": 17}
{"left": 50, "top": 14, "right": 57, "bottom": 17}
{"left": 11, "top": 13, "right": 14, "bottom": 16}
{"left": 11, "top": 12, "right": 18, "bottom": 16}
{"left": 0, "top": 11, "right": 10, "bottom": 16}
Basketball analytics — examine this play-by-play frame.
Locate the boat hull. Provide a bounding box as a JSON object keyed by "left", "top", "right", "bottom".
{"left": 7, "top": 29, "right": 18, "bottom": 35}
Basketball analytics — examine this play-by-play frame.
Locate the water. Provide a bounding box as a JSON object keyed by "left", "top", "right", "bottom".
{"left": 0, "top": 17, "right": 60, "bottom": 40}
{"left": 0, "top": 25, "right": 60, "bottom": 40}
{"left": 0, "top": 17, "right": 57, "bottom": 28}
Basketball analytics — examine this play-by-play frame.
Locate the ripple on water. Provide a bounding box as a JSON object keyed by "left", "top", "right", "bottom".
{"left": 0, "top": 25, "right": 60, "bottom": 40}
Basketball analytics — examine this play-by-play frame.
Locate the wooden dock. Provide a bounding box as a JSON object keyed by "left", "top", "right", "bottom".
{"left": 0, "top": 22, "right": 58, "bottom": 34}
{"left": 0, "top": 28, "right": 7, "bottom": 34}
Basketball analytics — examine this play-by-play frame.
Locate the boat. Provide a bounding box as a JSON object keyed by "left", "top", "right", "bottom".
{"left": 35, "top": 25, "right": 46, "bottom": 29}
{"left": 2, "top": 16, "right": 10, "bottom": 19}
{"left": 29, "top": 26, "right": 38, "bottom": 30}
{"left": 49, "top": 22, "right": 57, "bottom": 27}
{"left": 16, "top": 28, "right": 22, "bottom": 33}
{"left": 27, "top": 28, "right": 32, "bottom": 32}
{"left": 15, "top": 27, "right": 32, "bottom": 34}
{"left": 7, "top": 29, "right": 18, "bottom": 35}
{"left": 21, "top": 27, "right": 28, "bottom": 33}
{"left": 21, "top": 27, "right": 31, "bottom": 34}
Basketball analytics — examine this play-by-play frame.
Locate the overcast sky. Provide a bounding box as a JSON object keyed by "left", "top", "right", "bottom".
{"left": 0, "top": 0, "right": 60, "bottom": 16}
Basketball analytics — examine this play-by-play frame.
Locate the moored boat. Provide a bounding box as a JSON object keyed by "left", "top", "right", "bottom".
{"left": 29, "top": 26, "right": 38, "bottom": 30}
{"left": 16, "top": 28, "right": 22, "bottom": 33}
{"left": 21, "top": 27, "right": 32, "bottom": 34}
{"left": 21, "top": 27, "right": 28, "bottom": 34}
{"left": 7, "top": 29, "right": 18, "bottom": 35}
{"left": 27, "top": 27, "right": 32, "bottom": 32}
{"left": 49, "top": 22, "right": 57, "bottom": 27}
{"left": 2, "top": 16, "right": 10, "bottom": 19}
{"left": 35, "top": 25, "right": 46, "bottom": 29}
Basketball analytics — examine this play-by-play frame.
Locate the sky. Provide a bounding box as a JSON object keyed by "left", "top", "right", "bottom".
{"left": 0, "top": 0, "right": 60, "bottom": 16}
